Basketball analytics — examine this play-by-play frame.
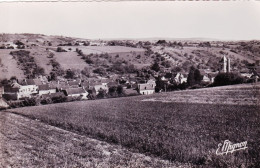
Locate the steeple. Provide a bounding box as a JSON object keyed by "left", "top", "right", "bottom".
{"left": 227, "top": 58, "right": 231, "bottom": 73}
{"left": 222, "top": 55, "right": 231, "bottom": 73}
{"left": 223, "top": 55, "right": 227, "bottom": 73}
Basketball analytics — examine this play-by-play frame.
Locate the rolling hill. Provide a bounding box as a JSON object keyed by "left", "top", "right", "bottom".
{"left": 0, "top": 33, "right": 259, "bottom": 80}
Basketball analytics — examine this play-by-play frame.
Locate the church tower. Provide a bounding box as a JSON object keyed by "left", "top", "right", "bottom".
{"left": 227, "top": 58, "right": 231, "bottom": 73}
{"left": 222, "top": 55, "right": 231, "bottom": 73}
{"left": 223, "top": 55, "right": 227, "bottom": 73}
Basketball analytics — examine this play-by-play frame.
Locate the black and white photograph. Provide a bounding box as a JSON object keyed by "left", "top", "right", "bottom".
{"left": 0, "top": 1, "right": 259, "bottom": 167}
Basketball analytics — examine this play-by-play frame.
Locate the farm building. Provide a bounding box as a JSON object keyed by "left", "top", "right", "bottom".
{"left": 38, "top": 84, "right": 56, "bottom": 96}
{"left": 51, "top": 81, "right": 70, "bottom": 91}
{"left": 3, "top": 80, "right": 38, "bottom": 100}
{"left": 138, "top": 84, "right": 155, "bottom": 95}
{"left": 64, "top": 88, "right": 88, "bottom": 99}
{"left": 67, "top": 80, "right": 80, "bottom": 88}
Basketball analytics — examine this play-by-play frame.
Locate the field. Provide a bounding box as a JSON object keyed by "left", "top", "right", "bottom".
{"left": 5, "top": 83, "right": 260, "bottom": 167}
{"left": 62, "top": 46, "right": 149, "bottom": 68}
{"left": 0, "top": 112, "right": 182, "bottom": 168}
{"left": 0, "top": 49, "right": 25, "bottom": 80}
{"left": 53, "top": 50, "right": 89, "bottom": 71}
{"left": 62, "top": 46, "right": 145, "bottom": 55}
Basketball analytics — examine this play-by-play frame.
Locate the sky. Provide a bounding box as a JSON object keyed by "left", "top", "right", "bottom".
{"left": 0, "top": 1, "right": 260, "bottom": 40}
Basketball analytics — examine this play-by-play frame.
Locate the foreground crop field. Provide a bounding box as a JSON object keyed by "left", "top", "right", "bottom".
{"left": 0, "top": 112, "right": 184, "bottom": 168}
{"left": 6, "top": 83, "right": 260, "bottom": 167}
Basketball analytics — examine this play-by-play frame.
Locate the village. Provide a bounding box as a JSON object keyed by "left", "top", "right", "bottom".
{"left": 0, "top": 53, "right": 259, "bottom": 110}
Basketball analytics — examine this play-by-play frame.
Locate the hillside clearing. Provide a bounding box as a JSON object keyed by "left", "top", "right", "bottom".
{"left": 0, "top": 50, "right": 25, "bottom": 80}
{"left": 54, "top": 51, "right": 88, "bottom": 71}
{"left": 63, "top": 46, "right": 145, "bottom": 54}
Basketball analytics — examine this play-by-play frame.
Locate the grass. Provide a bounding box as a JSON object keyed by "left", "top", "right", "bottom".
{"left": 54, "top": 50, "right": 89, "bottom": 71}
{"left": 8, "top": 83, "right": 260, "bottom": 167}
{"left": 63, "top": 46, "right": 145, "bottom": 54}
{"left": 0, "top": 49, "right": 25, "bottom": 80}
{"left": 0, "top": 112, "right": 183, "bottom": 168}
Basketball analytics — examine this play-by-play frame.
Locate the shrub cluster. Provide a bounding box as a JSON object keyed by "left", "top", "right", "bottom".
{"left": 10, "top": 50, "right": 45, "bottom": 78}
{"left": 213, "top": 72, "right": 245, "bottom": 86}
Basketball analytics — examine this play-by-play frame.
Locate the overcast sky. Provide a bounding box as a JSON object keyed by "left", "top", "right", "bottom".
{"left": 0, "top": 1, "right": 260, "bottom": 40}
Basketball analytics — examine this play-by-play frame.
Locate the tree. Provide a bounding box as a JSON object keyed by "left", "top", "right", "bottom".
{"left": 10, "top": 76, "right": 17, "bottom": 81}
{"left": 49, "top": 72, "right": 57, "bottom": 81}
{"left": 117, "top": 85, "right": 125, "bottom": 96}
{"left": 0, "top": 78, "right": 9, "bottom": 85}
{"left": 96, "top": 88, "right": 107, "bottom": 99}
{"left": 108, "top": 86, "right": 117, "bottom": 97}
{"left": 187, "top": 66, "right": 203, "bottom": 86}
{"left": 81, "top": 67, "right": 90, "bottom": 77}
{"left": 93, "top": 67, "right": 106, "bottom": 76}
{"left": 56, "top": 47, "right": 66, "bottom": 52}
{"left": 194, "top": 69, "right": 203, "bottom": 84}
{"left": 151, "top": 62, "right": 160, "bottom": 72}
{"left": 65, "top": 69, "right": 76, "bottom": 79}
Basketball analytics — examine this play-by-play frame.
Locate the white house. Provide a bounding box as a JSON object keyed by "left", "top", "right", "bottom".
{"left": 64, "top": 88, "right": 88, "bottom": 99}
{"left": 174, "top": 73, "right": 185, "bottom": 84}
{"left": 147, "top": 79, "right": 156, "bottom": 88}
{"left": 138, "top": 84, "right": 154, "bottom": 95}
{"left": 38, "top": 84, "right": 56, "bottom": 96}
{"left": 3, "top": 81, "right": 38, "bottom": 100}
{"left": 94, "top": 84, "right": 108, "bottom": 95}
{"left": 181, "top": 77, "right": 187, "bottom": 83}
{"left": 202, "top": 75, "right": 211, "bottom": 83}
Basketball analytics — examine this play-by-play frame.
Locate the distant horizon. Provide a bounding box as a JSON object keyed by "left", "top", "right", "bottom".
{"left": 1, "top": 32, "right": 259, "bottom": 42}
{"left": 0, "top": 1, "right": 260, "bottom": 41}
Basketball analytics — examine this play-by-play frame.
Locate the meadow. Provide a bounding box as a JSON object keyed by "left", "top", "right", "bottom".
{"left": 0, "top": 49, "right": 25, "bottom": 80}
{"left": 8, "top": 84, "right": 260, "bottom": 167}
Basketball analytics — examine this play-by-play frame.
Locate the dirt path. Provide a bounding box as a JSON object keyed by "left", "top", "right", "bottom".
{"left": 0, "top": 112, "right": 190, "bottom": 168}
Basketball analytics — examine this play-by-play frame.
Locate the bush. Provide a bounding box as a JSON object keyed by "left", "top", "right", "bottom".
{"left": 40, "top": 97, "right": 52, "bottom": 105}
{"left": 213, "top": 72, "right": 245, "bottom": 86}
{"left": 65, "top": 69, "right": 76, "bottom": 79}
{"left": 56, "top": 47, "right": 67, "bottom": 52}
{"left": 93, "top": 67, "right": 106, "bottom": 76}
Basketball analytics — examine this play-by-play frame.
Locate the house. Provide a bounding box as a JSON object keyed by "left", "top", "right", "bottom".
{"left": 64, "top": 88, "right": 88, "bottom": 99}
{"left": 3, "top": 79, "right": 38, "bottom": 100}
{"left": 147, "top": 79, "right": 156, "bottom": 88}
{"left": 101, "top": 78, "right": 113, "bottom": 86}
{"left": 53, "top": 81, "right": 70, "bottom": 91}
{"left": 241, "top": 73, "right": 253, "bottom": 78}
{"left": 208, "top": 73, "right": 218, "bottom": 83}
{"left": 38, "top": 84, "right": 56, "bottom": 96}
{"left": 138, "top": 83, "right": 155, "bottom": 95}
{"left": 202, "top": 75, "right": 211, "bottom": 83}
{"left": 94, "top": 84, "right": 108, "bottom": 95}
{"left": 0, "top": 86, "right": 8, "bottom": 108}
{"left": 173, "top": 73, "right": 185, "bottom": 84}
{"left": 67, "top": 80, "right": 80, "bottom": 88}
{"left": 181, "top": 77, "right": 187, "bottom": 83}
